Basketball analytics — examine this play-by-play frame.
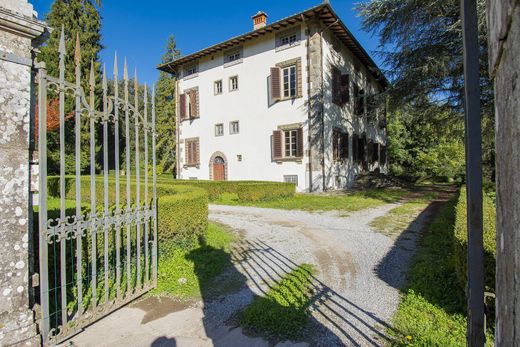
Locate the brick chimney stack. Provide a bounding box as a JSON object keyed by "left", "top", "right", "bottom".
{"left": 252, "top": 11, "right": 267, "bottom": 30}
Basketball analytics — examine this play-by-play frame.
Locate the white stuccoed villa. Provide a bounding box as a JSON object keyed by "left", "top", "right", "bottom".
{"left": 159, "top": 2, "right": 388, "bottom": 192}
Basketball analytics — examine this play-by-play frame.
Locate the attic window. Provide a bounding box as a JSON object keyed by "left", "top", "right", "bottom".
{"left": 184, "top": 64, "right": 198, "bottom": 78}
{"left": 224, "top": 47, "right": 243, "bottom": 67}
{"left": 280, "top": 34, "right": 297, "bottom": 46}
{"left": 275, "top": 26, "right": 301, "bottom": 51}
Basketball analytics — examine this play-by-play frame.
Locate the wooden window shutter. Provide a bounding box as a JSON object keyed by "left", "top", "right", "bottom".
{"left": 340, "top": 132, "right": 349, "bottom": 159}
{"left": 272, "top": 130, "right": 283, "bottom": 160}
{"left": 368, "top": 141, "right": 374, "bottom": 163}
{"left": 332, "top": 129, "right": 339, "bottom": 160}
{"left": 179, "top": 93, "right": 186, "bottom": 120}
{"left": 296, "top": 128, "right": 304, "bottom": 157}
{"left": 380, "top": 145, "right": 387, "bottom": 165}
{"left": 341, "top": 74, "right": 350, "bottom": 104}
{"left": 195, "top": 138, "right": 200, "bottom": 164}
{"left": 332, "top": 67, "right": 341, "bottom": 105}
{"left": 352, "top": 134, "right": 358, "bottom": 161}
{"left": 270, "top": 67, "right": 281, "bottom": 101}
{"left": 189, "top": 90, "right": 198, "bottom": 118}
{"left": 185, "top": 140, "right": 192, "bottom": 165}
{"left": 353, "top": 85, "right": 360, "bottom": 115}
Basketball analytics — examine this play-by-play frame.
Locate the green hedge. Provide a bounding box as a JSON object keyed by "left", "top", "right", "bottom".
{"left": 454, "top": 187, "right": 496, "bottom": 295}
{"left": 158, "top": 178, "right": 296, "bottom": 202}
{"left": 236, "top": 182, "right": 296, "bottom": 202}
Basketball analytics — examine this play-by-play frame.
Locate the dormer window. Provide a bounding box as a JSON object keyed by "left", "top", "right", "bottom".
{"left": 228, "top": 52, "right": 241, "bottom": 62}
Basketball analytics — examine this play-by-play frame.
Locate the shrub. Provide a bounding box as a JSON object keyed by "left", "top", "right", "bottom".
{"left": 453, "top": 187, "right": 496, "bottom": 322}
{"left": 236, "top": 182, "right": 295, "bottom": 202}
{"left": 47, "top": 175, "right": 75, "bottom": 198}
{"left": 157, "top": 185, "right": 208, "bottom": 252}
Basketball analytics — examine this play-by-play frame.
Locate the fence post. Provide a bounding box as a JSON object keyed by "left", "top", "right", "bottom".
{"left": 487, "top": 0, "right": 520, "bottom": 345}
{"left": 0, "top": 1, "right": 47, "bottom": 346}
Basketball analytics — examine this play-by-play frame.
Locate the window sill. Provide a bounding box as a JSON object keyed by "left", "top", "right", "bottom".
{"left": 274, "top": 157, "right": 303, "bottom": 164}
{"left": 183, "top": 164, "right": 200, "bottom": 169}
{"left": 180, "top": 116, "right": 199, "bottom": 123}
{"left": 275, "top": 42, "right": 301, "bottom": 53}
{"left": 224, "top": 59, "right": 243, "bottom": 68}
{"left": 278, "top": 94, "right": 303, "bottom": 102}
{"left": 183, "top": 73, "right": 199, "bottom": 81}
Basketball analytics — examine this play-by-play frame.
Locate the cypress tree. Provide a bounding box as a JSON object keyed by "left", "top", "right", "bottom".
{"left": 38, "top": 0, "right": 103, "bottom": 175}
{"left": 155, "top": 35, "right": 181, "bottom": 175}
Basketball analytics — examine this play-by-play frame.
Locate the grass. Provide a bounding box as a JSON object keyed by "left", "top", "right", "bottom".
{"left": 369, "top": 193, "right": 437, "bottom": 238}
{"left": 154, "top": 222, "right": 239, "bottom": 300}
{"left": 214, "top": 188, "right": 409, "bottom": 212}
{"left": 389, "top": 197, "right": 494, "bottom": 346}
{"left": 239, "top": 264, "right": 315, "bottom": 341}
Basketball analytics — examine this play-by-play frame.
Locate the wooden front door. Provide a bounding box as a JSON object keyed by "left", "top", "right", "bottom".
{"left": 213, "top": 156, "right": 226, "bottom": 181}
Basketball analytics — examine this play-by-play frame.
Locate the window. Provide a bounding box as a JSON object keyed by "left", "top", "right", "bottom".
{"left": 215, "top": 123, "right": 224, "bottom": 136}
{"left": 228, "top": 52, "right": 240, "bottom": 62}
{"left": 230, "top": 121, "right": 239, "bottom": 134}
{"left": 333, "top": 129, "right": 349, "bottom": 161}
{"left": 332, "top": 67, "right": 350, "bottom": 106}
{"left": 282, "top": 65, "right": 297, "bottom": 98}
{"left": 229, "top": 76, "right": 238, "bottom": 91}
{"left": 214, "top": 80, "right": 222, "bottom": 95}
{"left": 280, "top": 34, "right": 297, "bottom": 46}
{"left": 179, "top": 88, "right": 199, "bottom": 120}
{"left": 185, "top": 64, "right": 198, "bottom": 77}
{"left": 354, "top": 85, "right": 365, "bottom": 116}
{"left": 284, "top": 129, "right": 298, "bottom": 157}
{"left": 284, "top": 175, "right": 298, "bottom": 185}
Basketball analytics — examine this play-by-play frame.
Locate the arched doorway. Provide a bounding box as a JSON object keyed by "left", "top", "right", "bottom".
{"left": 213, "top": 156, "right": 226, "bottom": 181}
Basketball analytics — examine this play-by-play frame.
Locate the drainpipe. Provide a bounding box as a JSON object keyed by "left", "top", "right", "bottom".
{"left": 320, "top": 19, "right": 339, "bottom": 191}
{"left": 303, "top": 15, "right": 313, "bottom": 192}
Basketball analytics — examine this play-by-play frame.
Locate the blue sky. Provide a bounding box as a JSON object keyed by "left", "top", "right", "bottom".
{"left": 33, "top": 0, "right": 383, "bottom": 85}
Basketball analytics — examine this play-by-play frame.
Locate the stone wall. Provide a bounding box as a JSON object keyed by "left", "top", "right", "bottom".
{"left": 0, "top": 1, "right": 46, "bottom": 345}
{"left": 487, "top": 0, "right": 520, "bottom": 345}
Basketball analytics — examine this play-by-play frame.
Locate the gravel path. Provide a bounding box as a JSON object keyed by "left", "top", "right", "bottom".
{"left": 68, "top": 201, "right": 432, "bottom": 347}
{"left": 208, "top": 202, "right": 428, "bottom": 346}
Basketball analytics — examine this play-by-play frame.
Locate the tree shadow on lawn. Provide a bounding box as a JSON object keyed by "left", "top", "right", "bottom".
{"left": 185, "top": 234, "right": 399, "bottom": 346}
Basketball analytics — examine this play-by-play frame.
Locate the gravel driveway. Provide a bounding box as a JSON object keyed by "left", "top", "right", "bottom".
{"left": 207, "top": 202, "right": 429, "bottom": 346}
{"left": 67, "top": 201, "right": 430, "bottom": 347}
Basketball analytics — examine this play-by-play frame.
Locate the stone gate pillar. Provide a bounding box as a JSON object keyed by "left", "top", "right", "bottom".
{"left": 0, "top": 1, "right": 46, "bottom": 345}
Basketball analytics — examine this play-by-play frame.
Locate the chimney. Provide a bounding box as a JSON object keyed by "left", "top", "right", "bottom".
{"left": 252, "top": 11, "right": 267, "bottom": 30}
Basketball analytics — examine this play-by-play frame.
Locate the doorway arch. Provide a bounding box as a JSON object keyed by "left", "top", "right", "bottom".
{"left": 209, "top": 151, "right": 228, "bottom": 181}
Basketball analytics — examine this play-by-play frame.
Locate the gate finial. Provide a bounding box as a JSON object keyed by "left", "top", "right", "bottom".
{"left": 58, "top": 25, "right": 66, "bottom": 57}
{"left": 102, "top": 64, "right": 107, "bottom": 90}
{"left": 123, "top": 57, "right": 128, "bottom": 82}
{"left": 113, "top": 52, "right": 118, "bottom": 79}
{"left": 74, "top": 33, "right": 81, "bottom": 65}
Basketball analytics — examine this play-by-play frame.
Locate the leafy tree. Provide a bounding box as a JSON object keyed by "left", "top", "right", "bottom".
{"left": 155, "top": 35, "right": 181, "bottom": 175}
{"left": 357, "top": 0, "right": 495, "bottom": 181}
{"left": 38, "top": 0, "right": 103, "bottom": 175}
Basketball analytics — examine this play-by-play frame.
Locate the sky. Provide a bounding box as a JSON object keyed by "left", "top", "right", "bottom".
{"left": 32, "top": 0, "right": 384, "bottom": 85}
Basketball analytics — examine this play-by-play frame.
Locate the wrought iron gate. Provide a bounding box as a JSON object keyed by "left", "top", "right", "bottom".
{"left": 36, "top": 28, "right": 158, "bottom": 345}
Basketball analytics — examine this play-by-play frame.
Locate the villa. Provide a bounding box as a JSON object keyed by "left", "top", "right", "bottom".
{"left": 159, "top": 2, "right": 388, "bottom": 191}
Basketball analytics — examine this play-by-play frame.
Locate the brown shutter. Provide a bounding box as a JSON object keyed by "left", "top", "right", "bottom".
{"left": 189, "top": 90, "right": 198, "bottom": 118}
{"left": 179, "top": 93, "right": 186, "bottom": 120}
{"left": 195, "top": 138, "right": 200, "bottom": 164}
{"left": 185, "top": 140, "right": 191, "bottom": 165}
{"left": 272, "top": 130, "right": 283, "bottom": 160}
{"left": 296, "top": 128, "right": 304, "bottom": 157}
{"left": 380, "top": 145, "right": 387, "bottom": 165}
{"left": 368, "top": 140, "right": 374, "bottom": 163}
{"left": 332, "top": 129, "right": 339, "bottom": 160}
{"left": 352, "top": 134, "right": 358, "bottom": 161}
{"left": 332, "top": 67, "right": 341, "bottom": 105}
{"left": 340, "top": 132, "right": 349, "bottom": 159}
{"left": 270, "top": 67, "right": 281, "bottom": 101}
{"left": 341, "top": 74, "right": 350, "bottom": 104}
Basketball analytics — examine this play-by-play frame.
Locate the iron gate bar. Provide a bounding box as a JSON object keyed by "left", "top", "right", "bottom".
{"left": 461, "top": 0, "right": 485, "bottom": 344}
{"left": 37, "top": 27, "right": 158, "bottom": 345}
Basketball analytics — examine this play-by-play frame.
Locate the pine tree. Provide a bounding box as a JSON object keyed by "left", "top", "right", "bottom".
{"left": 38, "top": 0, "right": 103, "bottom": 175}
{"left": 155, "top": 35, "right": 181, "bottom": 175}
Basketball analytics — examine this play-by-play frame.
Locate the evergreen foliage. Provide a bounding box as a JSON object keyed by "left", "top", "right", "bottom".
{"left": 358, "top": 0, "right": 495, "bottom": 181}
{"left": 38, "top": 0, "right": 103, "bottom": 175}
{"left": 155, "top": 35, "right": 181, "bottom": 175}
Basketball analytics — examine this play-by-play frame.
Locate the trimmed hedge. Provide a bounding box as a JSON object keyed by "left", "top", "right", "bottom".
{"left": 454, "top": 187, "right": 496, "bottom": 294}
{"left": 158, "top": 178, "right": 296, "bottom": 202}
{"left": 236, "top": 182, "right": 296, "bottom": 202}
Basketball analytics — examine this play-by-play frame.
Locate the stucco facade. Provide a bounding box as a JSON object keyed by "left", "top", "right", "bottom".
{"left": 161, "top": 4, "right": 387, "bottom": 191}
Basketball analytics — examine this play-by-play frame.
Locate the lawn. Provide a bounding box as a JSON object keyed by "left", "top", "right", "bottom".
{"left": 154, "top": 222, "right": 241, "bottom": 300}
{"left": 214, "top": 188, "right": 409, "bottom": 212}
{"left": 389, "top": 197, "right": 494, "bottom": 346}
{"left": 239, "top": 263, "right": 315, "bottom": 340}
{"left": 369, "top": 192, "right": 438, "bottom": 238}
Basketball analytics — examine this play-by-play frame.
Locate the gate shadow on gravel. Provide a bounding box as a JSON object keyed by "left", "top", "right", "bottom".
{"left": 189, "top": 236, "right": 396, "bottom": 346}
